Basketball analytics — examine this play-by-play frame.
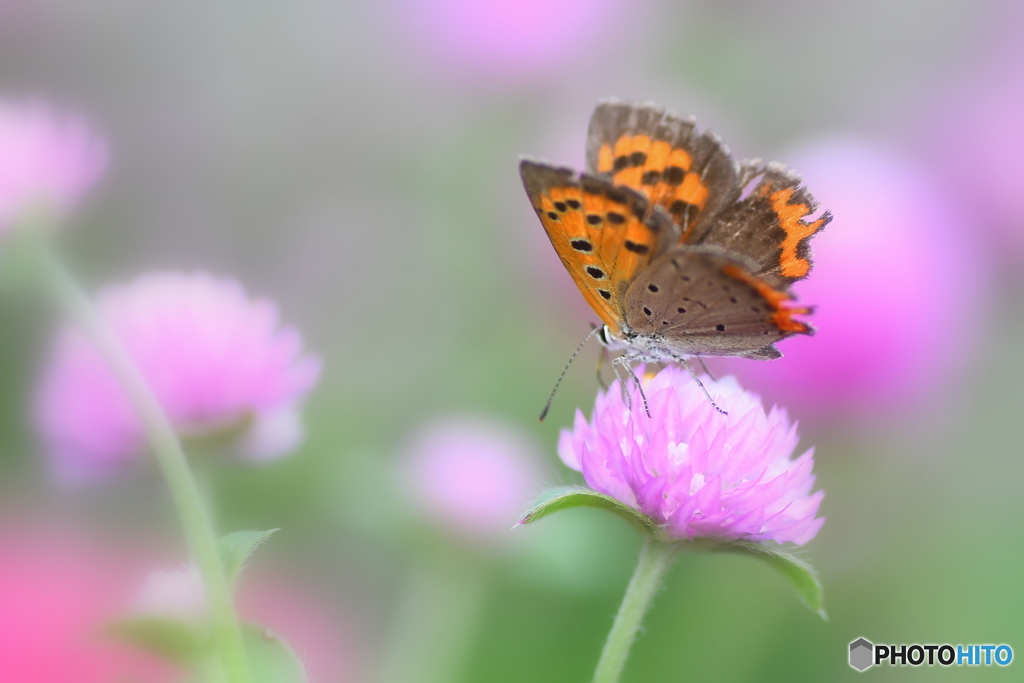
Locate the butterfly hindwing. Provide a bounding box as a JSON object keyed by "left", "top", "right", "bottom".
{"left": 520, "top": 158, "right": 679, "bottom": 336}
{"left": 697, "top": 162, "right": 833, "bottom": 290}
{"left": 623, "top": 246, "right": 813, "bottom": 359}
{"left": 586, "top": 99, "right": 741, "bottom": 242}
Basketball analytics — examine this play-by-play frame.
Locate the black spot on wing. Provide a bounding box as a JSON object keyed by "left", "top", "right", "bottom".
{"left": 664, "top": 166, "right": 686, "bottom": 184}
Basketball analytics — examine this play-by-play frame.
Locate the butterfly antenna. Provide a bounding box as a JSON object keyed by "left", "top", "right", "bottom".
{"left": 539, "top": 326, "right": 602, "bottom": 422}
{"left": 697, "top": 357, "right": 718, "bottom": 382}
{"left": 681, "top": 358, "right": 728, "bottom": 415}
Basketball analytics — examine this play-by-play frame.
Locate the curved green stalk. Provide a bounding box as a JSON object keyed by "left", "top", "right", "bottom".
{"left": 592, "top": 539, "right": 678, "bottom": 683}
{"left": 35, "top": 245, "right": 250, "bottom": 682}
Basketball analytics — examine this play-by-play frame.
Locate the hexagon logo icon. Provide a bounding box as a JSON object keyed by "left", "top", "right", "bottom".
{"left": 850, "top": 638, "right": 874, "bottom": 671}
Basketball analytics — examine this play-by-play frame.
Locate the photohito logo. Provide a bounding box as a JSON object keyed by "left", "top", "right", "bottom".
{"left": 849, "top": 638, "right": 1013, "bottom": 671}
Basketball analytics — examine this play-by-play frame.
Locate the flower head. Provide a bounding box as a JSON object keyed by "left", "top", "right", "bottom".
{"left": 0, "top": 524, "right": 177, "bottom": 683}
{"left": 35, "top": 271, "right": 320, "bottom": 480}
{"left": 391, "top": 0, "right": 629, "bottom": 84}
{"left": 0, "top": 100, "right": 106, "bottom": 233}
{"left": 558, "top": 367, "right": 823, "bottom": 545}
{"left": 401, "top": 415, "right": 545, "bottom": 543}
{"left": 133, "top": 564, "right": 207, "bottom": 622}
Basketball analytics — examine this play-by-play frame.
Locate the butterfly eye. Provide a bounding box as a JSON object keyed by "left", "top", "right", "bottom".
{"left": 597, "top": 325, "right": 612, "bottom": 345}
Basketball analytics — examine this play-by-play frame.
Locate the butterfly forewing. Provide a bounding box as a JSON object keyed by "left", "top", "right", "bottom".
{"left": 520, "top": 158, "right": 679, "bottom": 336}
{"left": 623, "top": 247, "right": 813, "bottom": 360}
{"left": 586, "top": 99, "right": 741, "bottom": 242}
{"left": 698, "top": 162, "right": 833, "bottom": 289}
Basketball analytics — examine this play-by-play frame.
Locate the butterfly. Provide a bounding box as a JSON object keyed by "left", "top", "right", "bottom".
{"left": 521, "top": 99, "right": 831, "bottom": 411}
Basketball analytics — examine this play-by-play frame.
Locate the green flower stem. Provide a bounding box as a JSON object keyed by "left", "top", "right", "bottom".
{"left": 592, "top": 538, "right": 679, "bottom": 683}
{"left": 35, "top": 245, "right": 250, "bottom": 683}
{"left": 376, "top": 545, "right": 486, "bottom": 683}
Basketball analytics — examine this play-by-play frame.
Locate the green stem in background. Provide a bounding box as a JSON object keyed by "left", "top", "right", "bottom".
{"left": 376, "top": 545, "right": 487, "bottom": 683}
{"left": 34, "top": 244, "right": 251, "bottom": 683}
{"left": 592, "top": 538, "right": 679, "bottom": 683}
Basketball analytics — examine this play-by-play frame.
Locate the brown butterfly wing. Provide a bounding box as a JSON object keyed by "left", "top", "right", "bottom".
{"left": 696, "top": 162, "right": 833, "bottom": 290}
{"left": 520, "top": 158, "right": 679, "bottom": 336}
{"left": 586, "top": 99, "right": 741, "bottom": 242}
{"left": 623, "top": 246, "right": 813, "bottom": 360}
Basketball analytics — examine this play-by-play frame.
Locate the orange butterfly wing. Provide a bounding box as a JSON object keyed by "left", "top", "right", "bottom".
{"left": 520, "top": 159, "right": 678, "bottom": 336}
{"left": 586, "top": 100, "right": 831, "bottom": 296}
{"left": 586, "top": 99, "right": 741, "bottom": 243}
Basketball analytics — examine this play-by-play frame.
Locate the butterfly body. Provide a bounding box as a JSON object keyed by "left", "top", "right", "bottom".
{"left": 522, "top": 100, "right": 831, "bottom": 367}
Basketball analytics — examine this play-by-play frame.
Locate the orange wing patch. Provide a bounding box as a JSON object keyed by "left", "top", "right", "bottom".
{"left": 521, "top": 160, "right": 671, "bottom": 336}
{"left": 722, "top": 264, "right": 812, "bottom": 335}
{"left": 762, "top": 185, "right": 829, "bottom": 280}
{"left": 697, "top": 162, "right": 832, "bottom": 289}
{"left": 596, "top": 134, "right": 710, "bottom": 239}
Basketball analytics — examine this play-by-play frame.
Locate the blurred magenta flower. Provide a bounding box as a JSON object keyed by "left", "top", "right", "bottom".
{"left": 132, "top": 562, "right": 354, "bottom": 681}
{"left": 401, "top": 415, "right": 546, "bottom": 543}
{"left": 0, "top": 525, "right": 176, "bottom": 683}
{"left": 393, "top": 0, "right": 630, "bottom": 83}
{"left": 35, "top": 271, "right": 321, "bottom": 480}
{"left": 919, "top": 2, "right": 1024, "bottom": 258}
{"left": 717, "top": 139, "right": 987, "bottom": 420}
{"left": 0, "top": 100, "right": 106, "bottom": 234}
{"left": 558, "top": 367, "right": 823, "bottom": 545}
{"left": 133, "top": 563, "right": 207, "bottom": 622}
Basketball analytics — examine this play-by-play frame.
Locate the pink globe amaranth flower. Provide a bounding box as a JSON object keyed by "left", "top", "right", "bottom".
{"left": 35, "top": 271, "right": 321, "bottom": 480}
{"left": 0, "top": 524, "right": 177, "bottom": 683}
{"left": 0, "top": 100, "right": 106, "bottom": 234}
{"left": 390, "top": 0, "right": 632, "bottom": 84}
{"left": 916, "top": 2, "right": 1024, "bottom": 258}
{"left": 558, "top": 366, "right": 824, "bottom": 545}
{"left": 133, "top": 563, "right": 207, "bottom": 622}
{"left": 401, "top": 415, "right": 547, "bottom": 543}
{"left": 717, "top": 138, "right": 988, "bottom": 420}
{"left": 132, "top": 563, "right": 354, "bottom": 681}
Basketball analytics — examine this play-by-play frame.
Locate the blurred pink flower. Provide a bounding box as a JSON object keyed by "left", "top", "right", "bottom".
{"left": 558, "top": 366, "right": 823, "bottom": 545}
{"left": 0, "top": 526, "right": 176, "bottom": 683}
{"left": 717, "top": 139, "right": 987, "bottom": 420}
{"left": 918, "top": 2, "right": 1024, "bottom": 258}
{"left": 35, "top": 271, "right": 321, "bottom": 480}
{"left": 132, "top": 562, "right": 354, "bottom": 681}
{"left": 133, "top": 563, "right": 207, "bottom": 622}
{"left": 401, "top": 415, "right": 546, "bottom": 542}
{"left": 0, "top": 100, "right": 106, "bottom": 234}
{"left": 392, "top": 0, "right": 631, "bottom": 83}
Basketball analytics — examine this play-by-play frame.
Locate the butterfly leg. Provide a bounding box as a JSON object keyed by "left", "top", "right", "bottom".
{"left": 609, "top": 354, "right": 632, "bottom": 410}
{"left": 697, "top": 357, "right": 718, "bottom": 382}
{"left": 613, "top": 355, "right": 652, "bottom": 418}
{"left": 678, "top": 357, "right": 728, "bottom": 416}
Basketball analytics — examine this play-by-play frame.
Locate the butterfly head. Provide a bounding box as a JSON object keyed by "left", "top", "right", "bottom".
{"left": 596, "top": 323, "right": 650, "bottom": 357}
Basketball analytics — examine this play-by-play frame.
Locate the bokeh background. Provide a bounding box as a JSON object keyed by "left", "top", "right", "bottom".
{"left": 1, "top": 0, "right": 1022, "bottom": 680}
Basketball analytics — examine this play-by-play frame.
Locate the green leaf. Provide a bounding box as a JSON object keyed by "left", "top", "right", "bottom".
{"left": 243, "top": 623, "right": 308, "bottom": 683}
{"left": 106, "top": 616, "right": 209, "bottom": 667}
{"left": 518, "top": 486, "right": 659, "bottom": 536}
{"left": 218, "top": 529, "right": 278, "bottom": 586}
{"left": 718, "top": 541, "right": 826, "bottom": 619}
